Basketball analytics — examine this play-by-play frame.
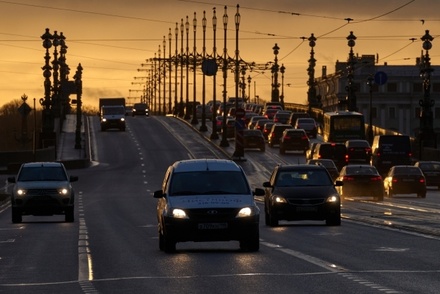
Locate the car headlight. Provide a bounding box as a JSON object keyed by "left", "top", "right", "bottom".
{"left": 326, "top": 195, "right": 339, "bottom": 203}
{"left": 120, "top": 118, "right": 125, "bottom": 122}
{"left": 171, "top": 208, "right": 188, "bottom": 219}
{"left": 16, "top": 189, "right": 26, "bottom": 196}
{"left": 275, "top": 196, "right": 287, "bottom": 203}
{"left": 236, "top": 206, "right": 258, "bottom": 218}
{"left": 102, "top": 118, "right": 107, "bottom": 122}
{"left": 58, "top": 188, "right": 69, "bottom": 195}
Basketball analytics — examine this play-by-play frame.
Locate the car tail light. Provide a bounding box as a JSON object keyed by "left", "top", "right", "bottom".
{"left": 419, "top": 177, "right": 425, "bottom": 183}
{"left": 301, "top": 135, "right": 308, "bottom": 140}
{"left": 392, "top": 177, "right": 398, "bottom": 183}
{"left": 343, "top": 176, "right": 354, "bottom": 181}
{"left": 284, "top": 135, "right": 291, "bottom": 140}
{"left": 365, "top": 147, "right": 371, "bottom": 153}
{"left": 371, "top": 176, "right": 382, "bottom": 181}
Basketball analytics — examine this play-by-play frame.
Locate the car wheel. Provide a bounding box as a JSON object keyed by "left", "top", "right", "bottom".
{"left": 326, "top": 215, "right": 341, "bottom": 226}
{"left": 269, "top": 209, "right": 279, "bottom": 227}
{"left": 264, "top": 207, "right": 270, "bottom": 226}
{"left": 163, "top": 232, "right": 176, "bottom": 253}
{"left": 239, "top": 230, "right": 259, "bottom": 252}
{"left": 65, "top": 207, "right": 74, "bottom": 222}
{"left": 11, "top": 207, "right": 22, "bottom": 224}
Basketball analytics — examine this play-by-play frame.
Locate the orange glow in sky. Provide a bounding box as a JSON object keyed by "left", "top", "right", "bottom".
{"left": 0, "top": 0, "right": 438, "bottom": 109}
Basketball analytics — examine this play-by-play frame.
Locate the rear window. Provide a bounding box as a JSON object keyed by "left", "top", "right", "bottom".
{"left": 379, "top": 136, "right": 411, "bottom": 154}
{"left": 393, "top": 167, "right": 422, "bottom": 175}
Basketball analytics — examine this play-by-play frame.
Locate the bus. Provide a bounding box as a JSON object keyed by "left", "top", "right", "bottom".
{"left": 322, "top": 111, "right": 366, "bottom": 143}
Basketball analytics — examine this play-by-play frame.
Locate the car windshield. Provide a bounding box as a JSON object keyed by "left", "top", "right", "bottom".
{"left": 346, "top": 166, "right": 378, "bottom": 175}
{"left": 276, "top": 170, "right": 332, "bottom": 187}
{"left": 17, "top": 167, "right": 68, "bottom": 181}
{"left": 169, "top": 171, "right": 250, "bottom": 196}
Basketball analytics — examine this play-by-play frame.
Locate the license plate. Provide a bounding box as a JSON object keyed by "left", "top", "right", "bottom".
{"left": 198, "top": 223, "right": 228, "bottom": 230}
{"left": 403, "top": 179, "right": 414, "bottom": 182}
{"left": 297, "top": 206, "right": 317, "bottom": 212}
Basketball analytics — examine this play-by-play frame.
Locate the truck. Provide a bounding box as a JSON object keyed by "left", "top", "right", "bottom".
{"left": 99, "top": 97, "right": 126, "bottom": 131}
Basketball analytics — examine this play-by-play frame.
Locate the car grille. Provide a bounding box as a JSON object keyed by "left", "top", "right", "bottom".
{"left": 187, "top": 208, "right": 239, "bottom": 221}
{"left": 287, "top": 198, "right": 326, "bottom": 205}
{"left": 27, "top": 189, "right": 60, "bottom": 196}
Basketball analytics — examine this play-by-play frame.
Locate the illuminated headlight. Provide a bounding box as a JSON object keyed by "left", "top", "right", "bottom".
{"left": 58, "top": 188, "right": 69, "bottom": 195}
{"left": 16, "top": 189, "right": 26, "bottom": 196}
{"left": 102, "top": 118, "right": 107, "bottom": 122}
{"left": 120, "top": 118, "right": 125, "bottom": 122}
{"left": 275, "top": 196, "right": 287, "bottom": 203}
{"left": 326, "top": 195, "right": 339, "bottom": 203}
{"left": 236, "top": 207, "right": 258, "bottom": 218}
{"left": 171, "top": 208, "right": 188, "bottom": 219}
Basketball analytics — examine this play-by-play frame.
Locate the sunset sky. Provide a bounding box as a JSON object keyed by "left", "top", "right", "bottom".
{"left": 0, "top": 0, "right": 438, "bottom": 109}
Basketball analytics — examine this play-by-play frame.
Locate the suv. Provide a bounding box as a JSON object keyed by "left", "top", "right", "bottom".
{"left": 295, "top": 118, "right": 318, "bottom": 138}
{"left": 263, "top": 164, "right": 342, "bottom": 226}
{"left": 153, "top": 159, "right": 265, "bottom": 252}
{"left": 313, "top": 142, "right": 348, "bottom": 171}
{"left": 268, "top": 124, "right": 293, "bottom": 147}
{"left": 371, "top": 135, "right": 412, "bottom": 175}
{"left": 8, "top": 162, "right": 78, "bottom": 223}
{"left": 279, "top": 129, "right": 310, "bottom": 155}
{"left": 132, "top": 103, "right": 149, "bottom": 116}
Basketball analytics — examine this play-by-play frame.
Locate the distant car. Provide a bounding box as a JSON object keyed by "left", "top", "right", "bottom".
{"left": 345, "top": 139, "right": 372, "bottom": 164}
{"left": 215, "top": 115, "right": 232, "bottom": 132}
{"left": 153, "top": 159, "right": 265, "bottom": 252}
{"left": 196, "top": 105, "right": 212, "bottom": 119}
{"left": 294, "top": 118, "right": 318, "bottom": 138}
{"left": 335, "top": 165, "right": 384, "bottom": 201}
{"left": 263, "top": 164, "right": 342, "bottom": 226}
{"left": 313, "top": 142, "right": 348, "bottom": 171}
{"left": 262, "top": 122, "right": 276, "bottom": 141}
{"left": 279, "top": 129, "right": 310, "bottom": 155}
{"left": 253, "top": 119, "right": 272, "bottom": 132}
{"left": 288, "top": 112, "right": 310, "bottom": 127}
{"left": 306, "top": 159, "right": 339, "bottom": 181}
{"left": 243, "top": 129, "right": 265, "bottom": 152}
{"left": 273, "top": 111, "right": 291, "bottom": 124}
{"left": 7, "top": 162, "right": 78, "bottom": 223}
{"left": 224, "top": 118, "right": 236, "bottom": 138}
{"left": 132, "top": 102, "right": 149, "bottom": 116}
{"left": 247, "top": 116, "right": 267, "bottom": 129}
{"left": 383, "top": 165, "right": 426, "bottom": 198}
{"left": 262, "top": 108, "right": 280, "bottom": 119}
{"left": 414, "top": 161, "right": 440, "bottom": 189}
{"left": 268, "top": 124, "right": 293, "bottom": 147}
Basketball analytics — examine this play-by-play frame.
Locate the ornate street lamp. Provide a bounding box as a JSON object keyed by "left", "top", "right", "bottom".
{"left": 366, "top": 74, "right": 374, "bottom": 144}
{"left": 307, "top": 33, "right": 319, "bottom": 109}
{"left": 163, "top": 36, "right": 167, "bottom": 116}
{"left": 179, "top": 19, "right": 184, "bottom": 117}
{"left": 210, "top": 7, "right": 219, "bottom": 140}
{"left": 51, "top": 31, "right": 60, "bottom": 118}
{"left": 247, "top": 75, "right": 252, "bottom": 101}
{"left": 271, "top": 43, "right": 280, "bottom": 102}
{"left": 40, "top": 28, "right": 54, "bottom": 135}
{"left": 280, "top": 64, "right": 285, "bottom": 108}
{"left": 199, "top": 11, "right": 208, "bottom": 131}
{"left": 346, "top": 31, "right": 357, "bottom": 111}
{"left": 240, "top": 65, "right": 246, "bottom": 100}
{"left": 157, "top": 45, "right": 162, "bottom": 115}
{"left": 191, "top": 12, "right": 199, "bottom": 125}
{"left": 168, "top": 28, "right": 172, "bottom": 114}
{"left": 220, "top": 6, "right": 229, "bottom": 147}
{"left": 419, "top": 29, "right": 435, "bottom": 149}
{"left": 184, "top": 16, "right": 191, "bottom": 119}
{"left": 74, "top": 63, "right": 83, "bottom": 149}
{"left": 174, "top": 23, "right": 179, "bottom": 116}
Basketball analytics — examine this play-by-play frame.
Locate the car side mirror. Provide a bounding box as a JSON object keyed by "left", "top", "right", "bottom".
{"left": 334, "top": 180, "right": 343, "bottom": 187}
{"left": 262, "top": 182, "right": 272, "bottom": 188}
{"left": 153, "top": 190, "right": 165, "bottom": 198}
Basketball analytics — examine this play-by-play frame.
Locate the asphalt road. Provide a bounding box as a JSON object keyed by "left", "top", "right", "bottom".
{"left": 0, "top": 115, "right": 439, "bottom": 293}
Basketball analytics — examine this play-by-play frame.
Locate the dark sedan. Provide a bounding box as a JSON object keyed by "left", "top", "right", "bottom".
{"left": 414, "top": 161, "right": 440, "bottom": 189}
{"left": 335, "top": 165, "right": 384, "bottom": 201}
{"left": 243, "top": 129, "right": 265, "bottom": 152}
{"left": 263, "top": 164, "right": 342, "bottom": 226}
{"left": 279, "top": 129, "right": 310, "bottom": 155}
{"left": 306, "top": 159, "right": 339, "bottom": 181}
{"left": 383, "top": 165, "right": 426, "bottom": 198}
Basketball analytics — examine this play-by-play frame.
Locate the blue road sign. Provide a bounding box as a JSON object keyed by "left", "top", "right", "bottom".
{"left": 374, "top": 71, "right": 388, "bottom": 85}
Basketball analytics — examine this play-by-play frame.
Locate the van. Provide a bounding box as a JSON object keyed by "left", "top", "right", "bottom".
{"left": 313, "top": 142, "right": 347, "bottom": 171}
{"left": 371, "top": 135, "right": 412, "bottom": 175}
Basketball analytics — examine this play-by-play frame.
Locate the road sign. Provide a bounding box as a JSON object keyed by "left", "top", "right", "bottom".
{"left": 235, "top": 108, "right": 245, "bottom": 118}
{"left": 374, "top": 71, "right": 388, "bottom": 85}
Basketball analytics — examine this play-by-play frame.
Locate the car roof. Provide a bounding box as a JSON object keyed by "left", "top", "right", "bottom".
{"left": 21, "top": 162, "right": 64, "bottom": 168}
{"left": 172, "top": 159, "right": 242, "bottom": 172}
{"left": 278, "top": 164, "right": 326, "bottom": 171}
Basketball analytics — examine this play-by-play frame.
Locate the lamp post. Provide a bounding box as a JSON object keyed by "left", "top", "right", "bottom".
{"left": 184, "top": 16, "right": 191, "bottom": 120}
{"left": 51, "top": 31, "right": 60, "bottom": 118}
{"left": 74, "top": 63, "right": 83, "bottom": 149}
{"left": 247, "top": 75, "right": 252, "bottom": 102}
{"left": 41, "top": 28, "right": 54, "bottom": 136}
{"left": 163, "top": 36, "right": 167, "bottom": 116}
{"left": 220, "top": 6, "right": 229, "bottom": 147}
{"left": 280, "top": 64, "right": 285, "bottom": 108}
{"left": 210, "top": 7, "right": 219, "bottom": 140}
{"left": 174, "top": 23, "right": 179, "bottom": 116}
{"left": 240, "top": 66, "right": 246, "bottom": 100}
{"left": 419, "top": 29, "right": 435, "bottom": 149}
{"left": 58, "top": 32, "right": 69, "bottom": 119}
{"left": 271, "top": 43, "right": 280, "bottom": 102}
{"left": 367, "top": 74, "right": 374, "bottom": 144}
{"left": 157, "top": 45, "right": 162, "bottom": 115}
{"left": 346, "top": 31, "right": 357, "bottom": 111}
{"left": 199, "top": 11, "right": 208, "bottom": 131}
{"left": 179, "top": 19, "right": 184, "bottom": 117}
{"left": 191, "top": 12, "right": 199, "bottom": 125}
{"left": 307, "top": 33, "right": 318, "bottom": 109}
{"left": 168, "top": 28, "right": 172, "bottom": 114}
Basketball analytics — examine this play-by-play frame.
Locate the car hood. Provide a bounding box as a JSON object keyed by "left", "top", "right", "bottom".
{"left": 15, "top": 181, "right": 71, "bottom": 190}
{"left": 168, "top": 195, "right": 254, "bottom": 209}
{"left": 272, "top": 186, "right": 338, "bottom": 199}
